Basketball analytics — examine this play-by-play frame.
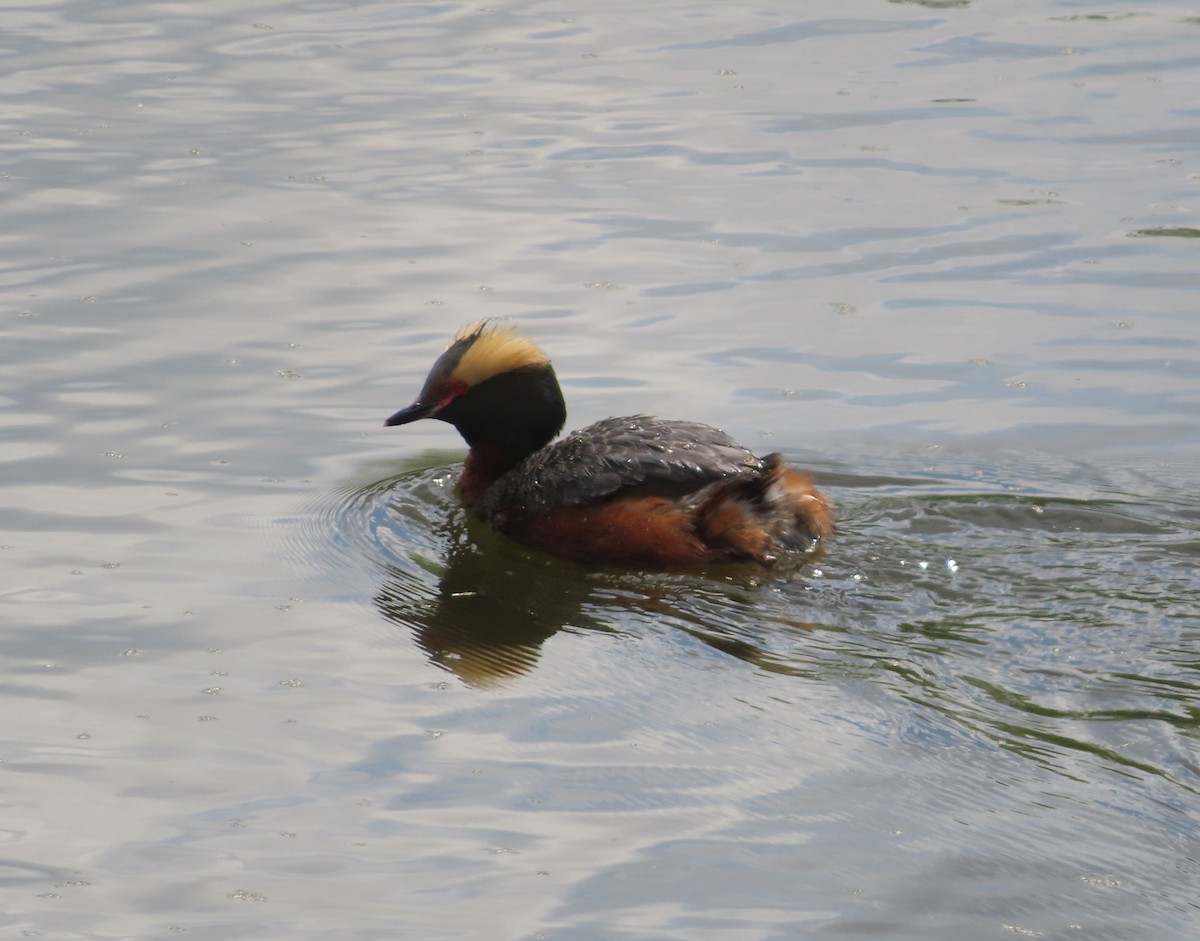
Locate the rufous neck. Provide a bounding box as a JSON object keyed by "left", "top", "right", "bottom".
{"left": 458, "top": 443, "right": 520, "bottom": 506}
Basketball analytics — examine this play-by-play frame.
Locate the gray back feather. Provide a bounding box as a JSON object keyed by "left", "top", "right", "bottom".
{"left": 479, "top": 415, "right": 763, "bottom": 514}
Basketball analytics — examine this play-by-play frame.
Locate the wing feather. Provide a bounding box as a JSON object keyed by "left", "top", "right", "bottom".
{"left": 479, "top": 415, "right": 763, "bottom": 514}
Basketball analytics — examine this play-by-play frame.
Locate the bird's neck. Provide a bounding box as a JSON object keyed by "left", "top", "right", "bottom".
{"left": 459, "top": 443, "right": 522, "bottom": 506}
{"left": 450, "top": 364, "right": 567, "bottom": 504}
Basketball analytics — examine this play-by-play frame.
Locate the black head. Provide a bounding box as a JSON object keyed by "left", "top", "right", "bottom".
{"left": 385, "top": 322, "right": 567, "bottom": 460}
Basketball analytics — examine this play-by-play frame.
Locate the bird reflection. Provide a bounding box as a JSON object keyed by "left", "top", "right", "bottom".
{"left": 368, "top": 473, "right": 815, "bottom": 686}
{"left": 373, "top": 507, "right": 611, "bottom": 686}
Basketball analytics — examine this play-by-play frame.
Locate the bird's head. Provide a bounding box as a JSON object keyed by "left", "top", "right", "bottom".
{"left": 384, "top": 321, "right": 567, "bottom": 458}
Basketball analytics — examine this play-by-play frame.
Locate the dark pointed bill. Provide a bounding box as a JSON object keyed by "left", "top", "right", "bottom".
{"left": 384, "top": 400, "right": 436, "bottom": 427}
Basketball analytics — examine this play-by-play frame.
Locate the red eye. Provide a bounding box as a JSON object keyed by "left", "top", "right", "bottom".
{"left": 436, "top": 379, "right": 470, "bottom": 413}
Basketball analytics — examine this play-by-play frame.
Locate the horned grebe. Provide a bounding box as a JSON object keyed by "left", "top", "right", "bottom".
{"left": 385, "top": 322, "right": 833, "bottom": 566}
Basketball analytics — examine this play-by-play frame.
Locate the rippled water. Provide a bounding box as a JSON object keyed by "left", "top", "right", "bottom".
{"left": 3, "top": 0, "right": 1199, "bottom": 938}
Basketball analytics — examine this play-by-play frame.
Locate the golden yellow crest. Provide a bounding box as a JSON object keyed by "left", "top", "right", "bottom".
{"left": 450, "top": 321, "right": 550, "bottom": 386}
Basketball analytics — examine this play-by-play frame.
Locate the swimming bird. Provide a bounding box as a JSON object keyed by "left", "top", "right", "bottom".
{"left": 384, "top": 322, "right": 833, "bottom": 566}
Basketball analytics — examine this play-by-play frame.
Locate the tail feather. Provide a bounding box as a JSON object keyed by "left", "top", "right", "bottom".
{"left": 694, "top": 454, "right": 833, "bottom": 564}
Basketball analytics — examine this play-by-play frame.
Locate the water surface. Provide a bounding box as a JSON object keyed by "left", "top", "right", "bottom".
{"left": 2, "top": 1, "right": 1199, "bottom": 938}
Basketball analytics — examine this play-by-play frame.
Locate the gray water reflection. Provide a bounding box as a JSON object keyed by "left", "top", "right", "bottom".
{"left": 4, "top": 0, "right": 1200, "bottom": 938}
